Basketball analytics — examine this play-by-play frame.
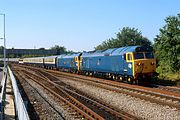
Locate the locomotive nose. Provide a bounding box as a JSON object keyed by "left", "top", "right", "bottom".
{"left": 135, "top": 60, "right": 156, "bottom": 74}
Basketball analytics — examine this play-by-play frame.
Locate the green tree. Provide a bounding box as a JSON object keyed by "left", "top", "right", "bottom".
{"left": 0, "top": 46, "right": 4, "bottom": 49}
{"left": 50, "top": 45, "right": 67, "bottom": 54}
{"left": 39, "top": 48, "right": 45, "bottom": 50}
{"left": 95, "top": 27, "right": 151, "bottom": 50}
{"left": 154, "top": 14, "right": 180, "bottom": 73}
{"left": 66, "top": 50, "right": 74, "bottom": 54}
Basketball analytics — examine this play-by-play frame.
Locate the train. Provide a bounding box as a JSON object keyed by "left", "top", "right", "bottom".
{"left": 18, "top": 46, "right": 156, "bottom": 84}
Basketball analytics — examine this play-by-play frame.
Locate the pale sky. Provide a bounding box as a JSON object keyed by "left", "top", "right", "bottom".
{"left": 0, "top": 0, "right": 179, "bottom": 51}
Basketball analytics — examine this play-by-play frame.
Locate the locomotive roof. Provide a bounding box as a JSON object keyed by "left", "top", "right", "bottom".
{"left": 23, "top": 56, "right": 44, "bottom": 59}
{"left": 57, "top": 53, "right": 81, "bottom": 59}
{"left": 82, "top": 46, "right": 152, "bottom": 57}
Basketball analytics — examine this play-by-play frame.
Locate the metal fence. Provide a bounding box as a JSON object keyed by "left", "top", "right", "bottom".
{"left": 8, "top": 67, "right": 30, "bottom": 120}
{"left": 0, "top": 68, "right": 7, "bottom": 120}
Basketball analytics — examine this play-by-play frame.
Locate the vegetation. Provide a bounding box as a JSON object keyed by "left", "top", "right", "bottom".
{"left": 21, "top": 54, "right": 50, "bottom": 58}
{"left": 50, "top": 45, "right": 75, "bottom": 54}
{"left": 154, "top": 14, "right": 180, "bottom": 81}
{"left": 95, "top": 27, "right": 152, "bottom": 50}
{"left": 0, "top": 46, "right": 4, "bottom": 49}
{"left": 50, "top": 45, "right": 67, "bottom": 54}
{"left": 0, "top": 61, "right": 3, "bottom": 67}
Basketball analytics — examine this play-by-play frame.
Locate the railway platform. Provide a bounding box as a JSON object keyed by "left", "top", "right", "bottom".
{"left": 0, "top": 65, "right": 31, "bottom": 120}
{"left": 0, "top": 69, "right": 15, "bottom": 120}
{"left": 4, "top": 75, "right": 15, "bottom": 120}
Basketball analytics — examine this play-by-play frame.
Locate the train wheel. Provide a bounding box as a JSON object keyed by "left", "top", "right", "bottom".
{"left": 127, "top": 77, "right": 133, "bottom": 84}
{"left": 115, "top": 76, "right": 119, "bottom": 81}
{"left": 112, "top": 75, "right": 116, "bottom": 80}
{"left": 135, "top": 79, "right": 139, "bottom": 85}
{"left": 119, "top": 76, "right": 123, "bottom": 82}
{"left": 85, "top": 72, "right": 89, "bottom": 76}
{"left": 89, "top": 72, "right": 93, "bottom": 76}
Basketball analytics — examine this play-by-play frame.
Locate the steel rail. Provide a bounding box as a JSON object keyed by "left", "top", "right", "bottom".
{"left": 154, "top": 85, "right": 180, "bottom": 94}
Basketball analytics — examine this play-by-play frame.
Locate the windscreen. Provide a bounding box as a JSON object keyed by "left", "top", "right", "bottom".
{"left": 145, "top": 52, "right": 154, "bottom": 59}
{"left": 134, "top": 53, "right": 144, "bottom": 59}
{"left": 134, "top": 52, "right": 154, "bottom": 59}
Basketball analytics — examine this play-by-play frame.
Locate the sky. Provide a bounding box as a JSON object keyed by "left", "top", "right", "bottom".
{"left": 0, "top": 0, "right": 179, "bottom": 52}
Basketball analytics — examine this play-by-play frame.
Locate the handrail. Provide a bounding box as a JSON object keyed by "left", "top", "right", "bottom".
{"left": 0, "top": 68, "right": 7, "bottom": 120}
{"left": 8, "top": 66, "right": 30, "bottom": 120}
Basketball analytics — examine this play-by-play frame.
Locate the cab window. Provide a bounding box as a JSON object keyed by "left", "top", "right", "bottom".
{"left": 75, "top": 57, "right": 77, "bottom": 61}
{"left": 145, "top": 52, "right": 154, "bottom": 59}
{"left": 134, "top": 53, "right": 144, "bottom": 59}
{"left": 78, "top": 56, "right": 82, "bottom": 61}
{"left": 123, "top": 54, "right": 126, "bottom": 60}
{"left": 127, "top": 54, "right": 132, "bottom": 60}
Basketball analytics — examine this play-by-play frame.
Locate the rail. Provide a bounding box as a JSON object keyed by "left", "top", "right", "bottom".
{"left": 8, "top": 66, "right": 30, "bottom": 120}
{"left": 0, "top": 68, "right": 7, "bottom": 120}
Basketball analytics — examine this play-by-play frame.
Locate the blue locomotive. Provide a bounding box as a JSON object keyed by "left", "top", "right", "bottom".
{"left": 19, "top": 46, "right": 156, "bottom": 84}
{"left": 56, "top": 53, "right": 81, "bottom": 72}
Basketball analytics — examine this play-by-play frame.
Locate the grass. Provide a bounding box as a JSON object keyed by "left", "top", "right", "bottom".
{"left": 165, "top": 72, "right": 180, "bottom": 81}
{"left": 153, "top": 71, "right": 180, "bottom": 86}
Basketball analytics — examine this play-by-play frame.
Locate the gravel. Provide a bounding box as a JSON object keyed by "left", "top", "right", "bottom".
{"left": 59, "top": 78, "right": 180, "bottom": 120}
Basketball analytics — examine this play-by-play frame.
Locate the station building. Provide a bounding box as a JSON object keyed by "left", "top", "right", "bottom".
{"left": 0, "top": 48, "right": 59, "bottom": 58}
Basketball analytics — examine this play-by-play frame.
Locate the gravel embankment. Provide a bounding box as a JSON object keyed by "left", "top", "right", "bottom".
{"left": 59, "top": 78, "right": 180, "bottom": 120}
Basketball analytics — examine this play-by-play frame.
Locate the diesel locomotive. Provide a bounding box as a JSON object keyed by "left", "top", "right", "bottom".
{"left": 19, "top": 46, "right": 156, "bottom": 84}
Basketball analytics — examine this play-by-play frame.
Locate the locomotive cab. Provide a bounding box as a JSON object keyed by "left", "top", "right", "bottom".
{"left": 124, "top": 51, "right": 156, "bottom": 83}
{"left": 74, "top": 53, "right": 82, "bottom": 72}
{"left": 133, "top": 52, "right": 156, "bottom": 80}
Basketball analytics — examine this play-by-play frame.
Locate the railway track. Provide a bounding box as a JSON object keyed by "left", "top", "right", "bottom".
{"left": 14, "top": 64, "right": 180, "bottom": 110}
{"left": 13, "top": 70, "right": 66, "bottom": 119}
{"left": 38, "top": 68, "right": 180, "bottom": 110}
{"left": 11, "top": 64, "right": 138, "bottom": 120}
{"left": 152, "top": 84, "right": 180, "bottom": 94}
{"left": 50, "top": 71, "right": 180, "bottom": 109}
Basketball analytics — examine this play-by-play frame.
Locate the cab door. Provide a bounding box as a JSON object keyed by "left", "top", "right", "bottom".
{"left": 75, "top": 55, "right": 82, "bottom": 71}
{"left": 123, "top": 53, "right": 133, "bottom": 76}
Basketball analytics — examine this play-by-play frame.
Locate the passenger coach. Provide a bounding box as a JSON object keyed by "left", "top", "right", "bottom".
{"left": 23, "top": 57, "right": 44, "bottom": 67}
{"left": 44, "top": 56, "right": 57, "bottom": 69}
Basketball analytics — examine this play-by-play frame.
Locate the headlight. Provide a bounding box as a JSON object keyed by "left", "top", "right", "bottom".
{"left": 151, "top": 62, "right": 154, "bottom": 65}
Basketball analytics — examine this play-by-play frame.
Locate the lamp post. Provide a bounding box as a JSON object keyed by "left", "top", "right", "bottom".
{"left": 0, "top": 13, "right": 6, "bottom": 71}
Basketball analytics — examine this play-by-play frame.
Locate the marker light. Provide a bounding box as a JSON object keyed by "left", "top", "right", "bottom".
{"left": 151, "top": 62, "right": 154, "bottom": 65}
